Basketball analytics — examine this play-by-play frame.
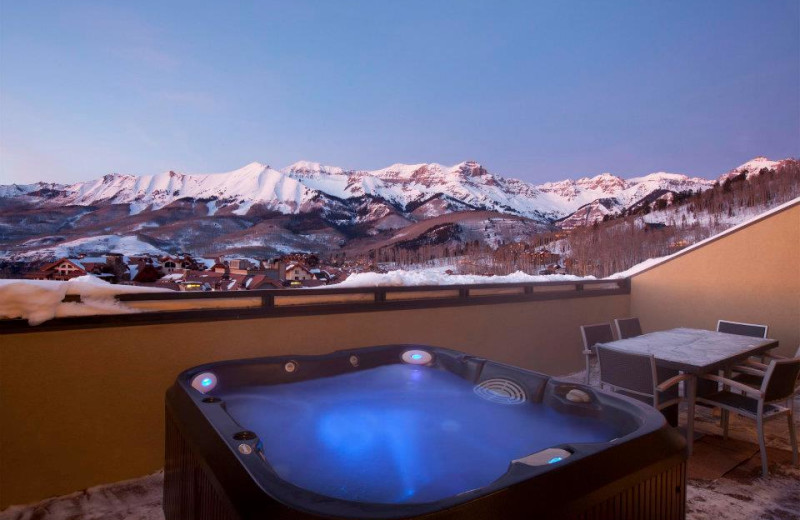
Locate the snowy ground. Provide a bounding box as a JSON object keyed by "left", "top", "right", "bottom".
{"left": 332, "top": 265, "right": 593, "bottom": 287}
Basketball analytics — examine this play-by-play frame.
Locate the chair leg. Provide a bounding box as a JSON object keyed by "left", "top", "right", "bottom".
{"left": 757, "top": 415, "right": 768, "bottom": 478}
{"left": 719, "top": 369, "right": 730, "bottom": 427}
{"left": 585, "top": 356, "right": 591, "bottom": 386}
{"left": 722, "top": 408, "right": 730, "bottom": 440}
{"left": 788, "top": 410, "right": 798, "bottom": 467}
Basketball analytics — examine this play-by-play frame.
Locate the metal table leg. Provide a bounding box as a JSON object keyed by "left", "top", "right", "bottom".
{"left": 686, "top": 375, "right": 696, "bottom": 457}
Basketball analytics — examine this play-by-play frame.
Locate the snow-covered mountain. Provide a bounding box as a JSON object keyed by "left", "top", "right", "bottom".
{"left": 0, "top": 157, "right": 789, "bottom": 260}
{"left": 2, "top": 159, "right": 722, "bottom": 222}
{"left": 718, "top": 156, "right": 782, "bottom": 182}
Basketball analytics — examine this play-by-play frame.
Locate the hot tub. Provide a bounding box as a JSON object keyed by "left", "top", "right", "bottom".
{"left": 164, "top": 345, "right": 686, "bottom": 519}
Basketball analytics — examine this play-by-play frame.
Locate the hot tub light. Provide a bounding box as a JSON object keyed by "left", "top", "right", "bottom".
{"left": 402, "top": 350, "right": 433, "bottom": 365}
{"left": 514, "top": 447, "right": 571, "bottom": 467}
{"left": 191, "top": 372, "right": 217, "bottom": 393}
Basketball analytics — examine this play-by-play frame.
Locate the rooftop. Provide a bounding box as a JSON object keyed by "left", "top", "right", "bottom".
{"left": 1, "top": 199, "right": 798, "bottom": 518}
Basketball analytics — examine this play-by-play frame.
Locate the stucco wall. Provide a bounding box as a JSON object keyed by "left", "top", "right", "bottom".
{"left": 0, "top": 294, "right": 628, "bottom": 508}
{"left": 631, "top": 201, "right": 800, "bottom": 357}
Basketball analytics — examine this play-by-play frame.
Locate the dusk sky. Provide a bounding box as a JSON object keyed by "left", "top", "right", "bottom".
{"left": 1, "top": 0, "right": 798, "bottom": 185}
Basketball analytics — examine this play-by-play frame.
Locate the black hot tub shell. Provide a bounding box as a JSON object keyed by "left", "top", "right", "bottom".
{"left": 164, "top": 345, "right": 686, "bottom": 519}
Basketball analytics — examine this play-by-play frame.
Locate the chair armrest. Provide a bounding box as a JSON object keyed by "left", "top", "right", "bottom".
{"left": 741, "top": 359, "right": 769, "bottom": 370}
{"left": 699, "top": 373, "right": 764, "bottom": 398}
{"left": 656, "top": 374, "right": 692, "bottom": 392}
{"left": 764, "top": 352, "right": 787, "bottom": 361}
{"left": 732, "top": 364, "right": 766, "bottom": 377}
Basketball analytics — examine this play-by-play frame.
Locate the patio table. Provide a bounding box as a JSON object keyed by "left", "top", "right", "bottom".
{"left": 595, "top": 327, "right": 779, "bottom": 455}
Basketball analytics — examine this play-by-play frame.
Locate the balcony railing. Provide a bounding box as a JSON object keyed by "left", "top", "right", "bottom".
{"left": 0, "top": 278, "right": 629, "bottom": 333}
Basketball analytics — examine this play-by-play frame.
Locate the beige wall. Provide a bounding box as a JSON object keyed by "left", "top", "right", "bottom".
{"left": 0, "top": 294, "right": 628, "bottom": 508}
{"left": 631, "top": 201, "right": 800, "bottom": 357}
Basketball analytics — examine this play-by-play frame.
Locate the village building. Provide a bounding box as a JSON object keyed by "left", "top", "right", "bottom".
{"left": 309, "top": 268, "right": 336, "bottom": 284}
{"left": 286, "top": 263, "right": 315, "bottom": 281}
{"left": 129, "top": 262, "right": 164, "bottom": 284}
{"left": 643, "top": 222, "right": 669, "bottom": 232}
{"left": 24, "top": 258, "right": 87, "bottom": 281}
{"left": 212, "top": 258, "right": 286, "bottom": 283}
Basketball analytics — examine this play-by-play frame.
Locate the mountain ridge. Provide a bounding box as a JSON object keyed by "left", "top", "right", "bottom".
{"left": 6, "top": 157, "right": 766, "bottom": 220}
{"left": 0, "top": 156, "right": 790, "bottom": 260}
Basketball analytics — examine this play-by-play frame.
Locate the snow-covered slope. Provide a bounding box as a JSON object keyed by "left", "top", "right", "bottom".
{"left": 2, "top": 235, "right": 170, "bottom": 261}
{"left": 39, "top": 162, "right": 316, "bottom": 216}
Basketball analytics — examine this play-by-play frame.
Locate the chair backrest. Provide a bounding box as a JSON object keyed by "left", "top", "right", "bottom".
{"left": 716, "top": 320, "right": 768, "bottom": 338}
{"left": 596, "top": 345, "right": 657, "bottom": 397}
{"left": 580, "top": 323, "right": 614, "bottom": 353}
{"left": 761, "top": 358, "right": 800, "bottom": 402}
{"left": 615, "top": 317, "right": 643, "bottom": 340}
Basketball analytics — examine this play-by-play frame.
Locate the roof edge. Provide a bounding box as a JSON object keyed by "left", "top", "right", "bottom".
{"left": 626, "top": 196, "right": 800, "bottom": 279}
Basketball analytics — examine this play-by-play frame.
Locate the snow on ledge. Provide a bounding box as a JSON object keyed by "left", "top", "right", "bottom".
{"left": 328, "top": 268, "right": 594, "bottom": 288}
{"left": 0, "top": 275, "right": 172, "bottom": 326}
{"left": 606, "top": 256, "right": 670, "bottom": 279}
{"left": 606, "top": 196, "right": 800, "bottom": 279}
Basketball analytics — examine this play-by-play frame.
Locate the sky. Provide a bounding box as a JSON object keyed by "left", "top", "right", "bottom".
{"left": 0, "top": 0, "right": 798, "bottom": 186}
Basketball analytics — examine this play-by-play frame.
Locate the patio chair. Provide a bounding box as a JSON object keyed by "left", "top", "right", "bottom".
{"left": 710, "top": 320, "right": 772, "bottom": 421}
{"left": 595, "top": 345, "right": 690, "bottom": 420}
{"left": 731, "top": 345, "right": 800, "bottom": 388}
{"left": 614, "top": 317, "right": 643, "bottom": 339}
{"left": 716, "top": 320, "right": 768, "bottom": 338}
{"left": 717, "top": 320, "right": 774, "bottom": 390}
{"left": 696, "top": 358, "right": 800, "bottom": 477}
{"left": 580, "top": 323, "right": 614, "bottom": 385}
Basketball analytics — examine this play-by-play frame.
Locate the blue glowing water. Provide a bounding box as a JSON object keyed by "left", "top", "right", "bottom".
{"left": 221, "top": 364, "right": 623, "bottom": 504}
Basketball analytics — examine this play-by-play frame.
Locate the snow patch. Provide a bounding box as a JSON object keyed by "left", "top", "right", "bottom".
{"left": 331, "top": 267, "right": 593, "bottom": 288}
{"left": 606, "top": 256, "right": 670, "bottom": 279}
{"left": 206, "top": 200, "right": 219, "bottom": 216}
{"left": 0, "top": 276, "right": 172, "bottom": 326}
